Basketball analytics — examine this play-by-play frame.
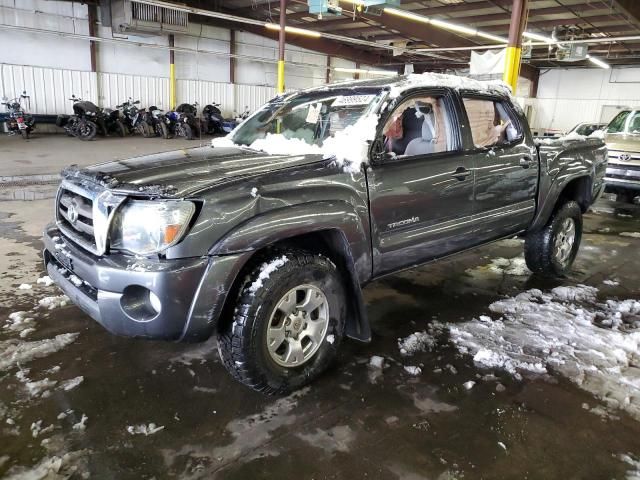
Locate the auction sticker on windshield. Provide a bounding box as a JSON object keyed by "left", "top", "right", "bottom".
{"left": 332, "top": 95, "right": 376, "bottom": 107}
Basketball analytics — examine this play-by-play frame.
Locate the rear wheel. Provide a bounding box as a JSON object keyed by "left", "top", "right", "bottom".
{"left": 157, "top": 121, "right": 170, "bottom": 139}
{"left": 524, "top": 200, "right": 583, "bottom": 277}
{"left": 181, "top": 123, "right": 194, "bottom": 140}
{"left": 77, "top": 121, "right": 97, "bottom": 141}
{"left": 218, "top": 250, "right": 346, "bottom": 395}
{"left": 20, "top": 129, "right": 29, "bottom": 140}
{"left": 115, "top": 120, "right": 129, "bottom": 137}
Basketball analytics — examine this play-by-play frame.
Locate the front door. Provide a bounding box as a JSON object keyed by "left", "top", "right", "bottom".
{"left": 368, "top": 89, "right": 475, "bottom": 276}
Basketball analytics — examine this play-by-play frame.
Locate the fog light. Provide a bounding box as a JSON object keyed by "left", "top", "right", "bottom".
{"left": 149, "top": 291, "right": 162, "bottom": 314}
{"left": 120, "top": 285, "right": 161, "bottom": 322}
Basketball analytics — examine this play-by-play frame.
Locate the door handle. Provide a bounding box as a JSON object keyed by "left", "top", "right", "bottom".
{"left": 451, "top": 166, "right": 470, "bottom": 181}
{"left": 519, "top": 156, "right": 533, "bottom": 168}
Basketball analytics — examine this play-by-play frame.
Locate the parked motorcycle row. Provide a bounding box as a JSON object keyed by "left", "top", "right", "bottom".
{"left": 1, "top": 90, "right": 250, "bottom": 141}
{"left": 55, "top": 96, "right": 251, "bottom": 141}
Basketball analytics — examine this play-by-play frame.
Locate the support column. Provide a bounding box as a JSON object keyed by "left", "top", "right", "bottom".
{"left": 169, "top": 34, "right": 176, "bottom": 110}
{"left": 230, "top": 29, "right": 236, "bottom": 84}
{"left": 87, "top": 4, "right": 98, "bottom": 73}
{"left": 326, "top": 55, "right": 331, "bottom": 84}
{"left": 354, "top": 62, "right": 360, "bottom": 80}
{"left": 277, "top": 0, "right": 286, "bottom": 93}
{"left": 503, "top": 0, "right": 529, "bottom": 93}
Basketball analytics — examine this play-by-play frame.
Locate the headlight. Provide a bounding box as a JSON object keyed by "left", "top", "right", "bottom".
{"left": 110, "top": 200, "right": 195, "bottom": 255}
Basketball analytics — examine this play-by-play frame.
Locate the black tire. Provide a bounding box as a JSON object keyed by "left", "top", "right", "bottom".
{"left": 157, "top": 121, "right": 169, "bottom": 139}
{"left": 181, "top": 123, "right": 194, "bottom": 140}
{"left": 524, "top": 200, "right": 583, "bottom": 277}
{"left": 218, "top": 250, "right": 346, "bottom": 395}
{"left": 20, "top": 129, "right": 29, "bottom": 140}
{"left": 77, "top": 121, "right": 97, "bottom": 141}
{"left": 115, "top": 120, "right": 127, "bottom": 137}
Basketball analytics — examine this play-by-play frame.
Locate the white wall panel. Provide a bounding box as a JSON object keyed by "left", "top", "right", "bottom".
{"left": 176, "top": 79, "right": 233, "bottom": 114}
{"left": 98, "top": 72, "right": 169, "bottom": 111}
{"left": 1, "top": 63, "right": 96, "bottom": 114}
{"left": 532, "top": 67, "right": 640, "bottom": 131}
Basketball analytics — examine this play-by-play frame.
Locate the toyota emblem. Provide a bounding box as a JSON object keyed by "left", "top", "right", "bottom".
{"left": 619, "top": 153, "right": 632, "bottom": 162}
{"left": 67, "top": 202, "right": 79, "bottom": 225}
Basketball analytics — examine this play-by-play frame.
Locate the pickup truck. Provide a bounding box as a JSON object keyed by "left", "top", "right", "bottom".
{"left": 603, "top": 109, "right": 640, "bottom": 202}
{"left": 43, "top": 74, "right": 607, "bottom": 394}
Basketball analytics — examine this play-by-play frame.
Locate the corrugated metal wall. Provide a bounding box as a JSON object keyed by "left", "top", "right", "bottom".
{"left": 1, "top": 64, "right": 97, "bottom": 115}
{"left": 2, "top": 63, "right": 284, "bottom": 117}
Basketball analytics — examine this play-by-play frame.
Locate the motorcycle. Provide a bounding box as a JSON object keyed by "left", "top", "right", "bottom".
{"left": 201, "top": 103, "right": 249, "bottom": 135}
{"left": 2, "top": 91, "right": 35, "bottom": 139}
{"left": 144, "top": 106, "right": 170, "bottom": 139}
{"left": 55, "top": 95, "right": 100, "bottom": 141}
{"left": 99, "top": 108, "right": 127, "bottom": 137}
{"left": 117, "top": 98, "right": 153, "bottom": 137}
{"left": 168, "top": 102, "right": 200, "bottom": 140}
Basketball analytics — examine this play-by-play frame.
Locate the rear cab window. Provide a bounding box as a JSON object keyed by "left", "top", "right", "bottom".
{"left": 461, "top": 97, "right": 523, "bottom": 149}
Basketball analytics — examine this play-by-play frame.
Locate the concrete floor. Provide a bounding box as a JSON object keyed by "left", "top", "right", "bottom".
{"left": 0, "top": 193, "right": 639, "bottom": 479}
{"left": 0, "top": 133, "right": 213, "bottom": 177}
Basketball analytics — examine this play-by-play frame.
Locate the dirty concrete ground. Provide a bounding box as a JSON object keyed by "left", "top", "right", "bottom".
{"left": 0, "top": 134, "right": 213, "bottom": 177}
{"left": 1, "top": 195, "right": 640, "bottom": 479}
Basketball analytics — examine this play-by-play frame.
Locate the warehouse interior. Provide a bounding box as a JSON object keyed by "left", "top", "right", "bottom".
{"left": 1, "top": 1, "right": 640, "bottom": 479}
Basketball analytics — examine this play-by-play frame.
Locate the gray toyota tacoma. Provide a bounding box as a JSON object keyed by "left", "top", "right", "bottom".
{"left": 43, "top": 74, "right": 607, "bottom": 394}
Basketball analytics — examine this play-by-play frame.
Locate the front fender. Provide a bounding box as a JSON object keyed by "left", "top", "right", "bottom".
{"left": 210, "top": 201, "right": 372, "bottom": 283}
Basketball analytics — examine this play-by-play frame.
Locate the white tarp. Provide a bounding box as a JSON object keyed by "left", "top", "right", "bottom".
{"left": 470, "top": 49, "right": 507, "bottom": 75}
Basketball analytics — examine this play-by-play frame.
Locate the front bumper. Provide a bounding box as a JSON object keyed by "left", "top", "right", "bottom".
{"left": 605, "top": 163, "right": 640, "bottom": 192}
{"left": 43, "top": 224, "right": 249, "bottom": 341}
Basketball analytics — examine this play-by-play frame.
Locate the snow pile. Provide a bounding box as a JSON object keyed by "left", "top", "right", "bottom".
{"left": 403, "top": 365, "right": 422, "bottom": 376}
{"left": 38, "top": 295, "right": 69, "bottom": 310}
{"left": 4, "top": 311, "right": 35, "bottom": 336}
{"left": 126, "top": 423, "right": 165, "bottom": 436}
{"left": 25, "top": 378, "right": 57, "bottom": 398}
{"left": 18, "top": 284, "right": 32, "bottom": 290}
{"left": 589, "top": 129, "right": 605, "bottom": 139}
{"left": 59, "top": 376, "right": 84, "bottom": 391}
{"left": 466, "top": 256, "right": 530, "bottom": 278}
{"left": 620, "top": 453, "right": 640, "bottom": 480}
{"left": 248, "top": 256, "right": 289, "bottom": 295}
{"left": 321, "top": 113, "right": 379, "bottom": 173}
{"left": 0, "top": 333, "right": 80, "bottom": 371}
{"left": 211, "top": 136, "right": 237, "bottom": 148}
{"left": 603, "top": 279, "right": 620, "bottom": 286}
{"left": 36, "top": 276, "right": 54, "bottom": 287}
{"left": 398, "top": 331, "right": 437, "bottom": 356}
{"left": 243, "top": 113, "right": 379, "bottom": 174}
{"left": 369, "top": 355, "right": 385, "bottom": 369}
{"left": 620, "top": 232, "right": 640, "bottom": 238}
{"left": 448, "top": 285, "right": 640, "bottom": 419}
{"left": 72, "top": 414, "right": 88, "bottom": 431}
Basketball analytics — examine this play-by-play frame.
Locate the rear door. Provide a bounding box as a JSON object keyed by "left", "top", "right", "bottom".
{"left": 459, "top": 94, "right": 538, "bottom": 242}
{"left": 367, "top": 88, "right": 476, "bottom": 276}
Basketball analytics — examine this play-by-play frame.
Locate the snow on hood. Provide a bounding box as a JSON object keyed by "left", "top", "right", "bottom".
{"left": 212, "top": 113, "right": 379, "bottom": 174}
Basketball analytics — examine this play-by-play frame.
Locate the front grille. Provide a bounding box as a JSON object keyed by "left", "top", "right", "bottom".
{"left": 57, "top": 188, "right": 97, "bottom": 251}
{"left": 608, "top": 150, "right": 640, "bottom": 165}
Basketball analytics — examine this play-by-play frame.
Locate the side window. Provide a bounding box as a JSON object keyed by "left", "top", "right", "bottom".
{"left": 462, "top": 98, "right": 522, "bottom": 148}
{"left": 382, "top": 95, "right": 455, "bottom": 158}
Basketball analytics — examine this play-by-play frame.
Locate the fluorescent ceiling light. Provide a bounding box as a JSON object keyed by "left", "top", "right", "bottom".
{"left": 522, "top": 31, "right": 555, "bottom": 44}
{"left": 586, "top": 55, "right": 610, "bottom": 69}
{"left": 265, "top": 23, "right": 321, "bottom": 38}
{"left": 384, "top": 7, "right": 507, "bottom": 44}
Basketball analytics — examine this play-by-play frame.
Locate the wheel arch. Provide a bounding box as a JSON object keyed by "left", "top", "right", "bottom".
{"left": 215, "top": 227, "right": 371, "bottom": 344}
{"left": 530, "top": 174, "right": 593, "bottom": 231}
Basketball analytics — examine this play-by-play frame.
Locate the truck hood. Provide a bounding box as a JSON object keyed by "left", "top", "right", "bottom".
{"left": 65, "top": 145, "right": 325, "bottom": 197}
{"left": 604, "top": 133, "right": 640, "bottom": 153}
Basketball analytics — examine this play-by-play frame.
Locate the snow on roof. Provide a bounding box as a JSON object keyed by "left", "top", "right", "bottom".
{"left": 299, "top": 72, "right": 513, "bottom": 98}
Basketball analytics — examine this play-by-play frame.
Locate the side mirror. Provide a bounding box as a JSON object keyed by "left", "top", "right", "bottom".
{"left": 134, "top": 100, "right": 140, "bottom": 105}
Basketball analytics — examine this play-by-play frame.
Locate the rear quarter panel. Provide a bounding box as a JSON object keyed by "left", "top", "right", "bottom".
{"left": 531, "top": 138, "right": 607, "bottom": 231}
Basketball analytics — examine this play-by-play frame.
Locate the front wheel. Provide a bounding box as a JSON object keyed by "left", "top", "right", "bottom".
{"left": 157, "top": 121, "right": 170, "bottom": 139}
{"left": 218, "top": 250, "right": 346, "bottom": 395}
{"left": 77, "top": 121, "right": 97, "bottom": 141}
{"left": 20, "top": 129, "right": 30, "bottom": 140}
{"left": 524, "top": 200, "right": 583, "bottom": 277}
